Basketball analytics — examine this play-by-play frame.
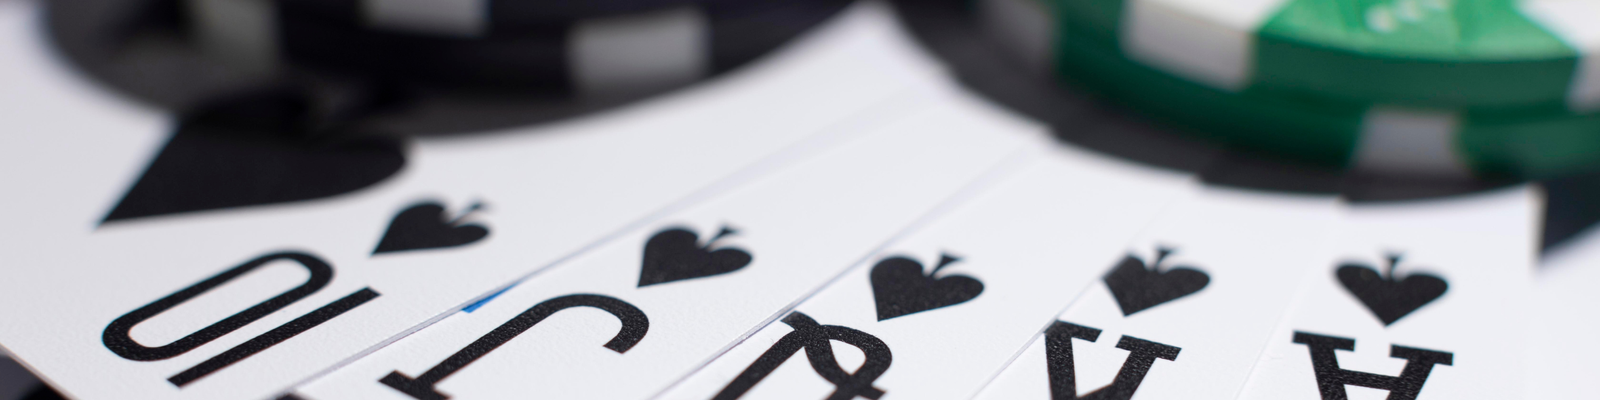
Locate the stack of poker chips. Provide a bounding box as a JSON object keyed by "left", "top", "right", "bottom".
{"left": 974, "top": 0, "right": 1600, "bottom": 180}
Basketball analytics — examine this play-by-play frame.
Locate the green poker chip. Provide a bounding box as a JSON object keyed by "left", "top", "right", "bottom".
{"left": 1045, "top": 0, "right": 1600, "bottom": 111}
{"left": 978, "top": 0, "right": 1600, "bottom": 179}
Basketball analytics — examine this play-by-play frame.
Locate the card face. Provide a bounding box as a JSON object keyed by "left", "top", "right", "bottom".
{"left": 0, "top": 4, "right": 960, "bottom": 400}
{"left": 1528, "top": 222, "right": 1600, "bottom": 398}
{"left": 292, "top": 95, "right": 1040, "bottom": 400}
{"left": 973, "top": 188, "right": 1341, "bottom": 400}
{"left": 1236, "top": 187, "right": 1539, "bottom": 400}
{"left": 654, "top": 144, "right": 1201, "bottom": 400}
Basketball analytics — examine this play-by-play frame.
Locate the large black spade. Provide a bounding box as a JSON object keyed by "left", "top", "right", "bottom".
{"left": 103, "top": 90, "right": 404, "bottom": 223}
{"left": 870, "top": 253, "right": 983, "bottom": 321}
{"left": 637, "top": 226, "right": 752, "bottom": 287}
{"left": 372, "top": 202, "right": 490, "bottom": 255}
{"left": 1336, "top": 254, "right": 1448, "bottom": 326}
{"left": 1103, "top": 247, "right": 1210, "bottom": 316}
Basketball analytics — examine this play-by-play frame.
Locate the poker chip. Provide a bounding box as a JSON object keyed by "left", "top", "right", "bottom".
{"left": 1027, "top": 0, "right": 1600, "bottom": 111}
{"left": 49, "top": 0, "right": 860, "bottom": 135}
{"left": 189, "top": 0, "right": 852, "bottom": 95}
{"left": 267, "top": 0, "right": 774, "bottom": 36}
{"left": 978, "top": 0, "right": 1600, "bottom": 179}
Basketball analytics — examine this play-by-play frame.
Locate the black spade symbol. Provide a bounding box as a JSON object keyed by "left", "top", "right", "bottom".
{"left": 103, "top": 89, "right": 404, "bottom": 223}
{"left": 637, "top": 225, "right": 752, "bottom": 287}
{"left": 870, "top": 253, "right": 984, "bottom": 321}
{"left": 1103, "top": 246, "right": 1210, "bottom": 316}
{"left": 373, "top": 202, "right": 489, "bottom": 254}
{"left": 1336, "top": 254, "right": 1448, "bottom": 326}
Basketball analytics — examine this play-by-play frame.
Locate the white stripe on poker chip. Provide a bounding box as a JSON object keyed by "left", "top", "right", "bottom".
{"left": 976, "top": 0, "right": 1054, "bottom": 76}
{"left": 187, "top": 0, "right": 279, "bottom": 72}
{"left": 364, "top": 0, "right": 486, "bottom": 37}
{"left": 1354, "top": 107, "right": 1471, "bottom": 178}
{"left": 1520, "top": 0, "right": 1600, "bottom": 113}
{"left": 570, "top": 7, "right": 708, "bottom": 97}
{"left": 1122, "top": 0, "right": 1289, "bottom": 91}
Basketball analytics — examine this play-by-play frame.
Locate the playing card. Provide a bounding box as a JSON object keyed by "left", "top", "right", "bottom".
{"left": 291, "top": 91, "right": 1043, "bottom": 400}
{"left": 972, "top": 186, "right": 1341, "bottom": 400}
{"left": 1526, "top": 228, "right": 1600, "bottom": 399}
{"left": 654, "top": 141, "right": 1203, "bottom": 400}
{"left": 1236, "top": 186, "right": 1539, "bottom": 400}
{"left": 0, "top": 3, "right": 962, "bottom": 399}
{"left": 1528, "top": 221, "right": 1600, "bottom": 399}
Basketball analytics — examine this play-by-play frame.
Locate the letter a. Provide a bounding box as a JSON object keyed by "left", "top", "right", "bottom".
{"left": 1292, "top": 331, "right": 1453, "bottom": 400}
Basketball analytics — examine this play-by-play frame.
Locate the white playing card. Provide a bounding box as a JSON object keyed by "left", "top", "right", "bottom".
{"left": 1528, "top": 220, "right": 1600, "bottom": 399}
{"left": 1236, "top": 186, "right": 1539, "bottom": 400}
{"left": 0, "top": 3, "right": 964, "bottom": 399}
{"left": 292, "top": 92, "right": 1043, "bottom": 400}
{"left": 972, "top": 187, "right": 1341, "bottom": 400}
{"left": 655, "top": 141, "right": 1204, "bottom": 400}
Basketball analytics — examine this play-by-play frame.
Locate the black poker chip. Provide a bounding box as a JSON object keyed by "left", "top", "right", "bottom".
{"left": 272, "top": 0, "right": 804, "bottom": 35}
{"left": 46, "top": 0, "right": 857, "bottom": 135}
{"left": 274, "top": 0, "right": 854, "bottom": 93}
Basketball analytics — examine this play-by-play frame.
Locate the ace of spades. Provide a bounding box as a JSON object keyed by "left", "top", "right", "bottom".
{"left": 1235, "top": 187, "right": 1538, "bottom": 400}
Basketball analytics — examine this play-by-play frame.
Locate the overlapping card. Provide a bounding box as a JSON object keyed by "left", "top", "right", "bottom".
{"left": 658, "top": 137, "right": 1202, "bottom": 400}
{"left": 295, "top": 92, "right": 1043, "bottom": 400}
{"left": 1238, "top": 187, "right": 1539, "bottom": 400}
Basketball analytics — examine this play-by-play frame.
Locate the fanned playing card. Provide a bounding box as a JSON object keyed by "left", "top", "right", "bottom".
{"left": 973, "top": 187, "right": 1341, "bottom": 400}
{"left": 1236, "top": 187, "right": 1539, "bottom": 400}
{"left": 1528, "top": 213, "right": 1600, "bottom": 399}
